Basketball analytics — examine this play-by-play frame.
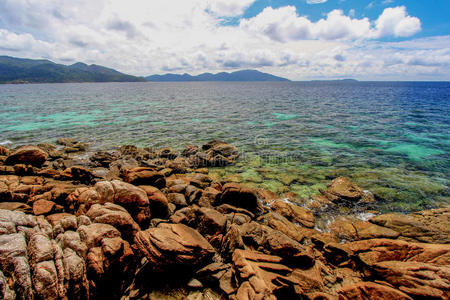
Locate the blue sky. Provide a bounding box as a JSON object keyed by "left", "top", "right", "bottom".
{"left": 0, "top": 0, "right": 449, "bottom": 80}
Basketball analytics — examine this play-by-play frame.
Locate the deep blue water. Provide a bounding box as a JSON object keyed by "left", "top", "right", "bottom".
{"left": 0, "top": 81, "right": 449, "bottom": 212}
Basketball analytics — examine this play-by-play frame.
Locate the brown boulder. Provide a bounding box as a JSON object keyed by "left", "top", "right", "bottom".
{"left": 5, "top": 146, "right": 48, "bottom": 167}
{"left": 134, "top": 223, "right": 215, "bottom": 270}
{"left": 320, "top": 177, "right": 374, "bottom": 204}
{"left": 123, "top": 167, "right": 166, "bottom": 188}
{"left": 77, "top": 180, "right": 150, "bottom": 226}
{"left": 329, "top": 217, "right": 400, "bottom": 241}
{"left": 32, "top": 199, "right": 60, "bottom": 216}
{"left": 139, "top": 185, "right": 169, "bottom": 219}
{"left": 232, "top": 249, "right": 301, "bottom": 299}
{"left": 60, "top": 166, "right": 95, "bottom": 184}
{"left": 220, "top": 183, "right": 261, "bottom": 213}
{"left": 167, "top": 193, "right": 187, "bottom": 208}
{"left": 0, "top": 202, "right": 32, "bottom": 213}
{"left": 372, "top": 261, "right": 450, "bottom": 299}
{"left": 258, "top": 212, "right": 318, "bottom": 243}
{"left": 181, "top": 145, "right": 199, "bottom": 157}
{"left": 86, "top": 203, "right": 140, "bottom": 241}
{"left": 270, "top": 200, "right": 315, "bottom": 228}
{"left": 370, "top": 208, "right": 450, "bottom": 244}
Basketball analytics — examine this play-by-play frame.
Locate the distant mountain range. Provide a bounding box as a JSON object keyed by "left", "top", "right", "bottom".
{"left": 0, "top": 56, "right": 145, "bottom": 83}
{"left": 145, "top": 70, "right": 290, "bottom": 82}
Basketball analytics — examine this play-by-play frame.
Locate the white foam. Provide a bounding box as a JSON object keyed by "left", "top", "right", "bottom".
{"left": 0, "top": 140, "right": 12, "bottom": 146}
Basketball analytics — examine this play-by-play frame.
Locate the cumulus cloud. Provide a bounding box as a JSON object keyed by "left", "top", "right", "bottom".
{"left": 0, "top": 0, "right": 445, "bottom": 80}
{"left": 374, "top": 6, "right": 421, "bottom": 37}
{"left": 240, "top": 6, "right": 420, "bottom": 41}
{"left": 207, "top": 0, "right": 256, "bottom": 16}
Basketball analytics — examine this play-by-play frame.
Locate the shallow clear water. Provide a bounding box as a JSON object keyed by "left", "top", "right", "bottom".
{"left": 0, "top": 81, "right": 449, "bottom": 212}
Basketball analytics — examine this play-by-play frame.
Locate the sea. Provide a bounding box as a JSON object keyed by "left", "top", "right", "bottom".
{"left": 0, "top": 81, "right": 448, "bottom": 213}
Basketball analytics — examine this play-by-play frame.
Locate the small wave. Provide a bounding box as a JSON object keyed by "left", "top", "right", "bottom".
{"left": 0, "top": 140, "right": 12, "bottom": 145}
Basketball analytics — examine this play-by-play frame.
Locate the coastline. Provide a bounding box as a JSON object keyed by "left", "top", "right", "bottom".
{"left": 0, "top": 139, "right": 448, "bottom": 299}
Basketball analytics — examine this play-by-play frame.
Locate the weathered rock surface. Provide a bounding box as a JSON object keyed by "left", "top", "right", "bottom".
{"left": 0, "top": 140, "right": 448, "bottom": 300}
{"left": 219, "top": 183, "right": 261, "bottom": 213}
{"left": 319, "top": 176, "right": 375, "bottom": 205}
{"left": 134, "top": 223, "right": 215, "bottom": 270}
{"left": 5, "top": 146, "right": 48, "bottom": 167}
{"left": 370, "top": 207, "right": 450, "bottom": 244}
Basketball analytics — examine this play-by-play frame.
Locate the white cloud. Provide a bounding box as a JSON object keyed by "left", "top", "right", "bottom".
{"left": 374, "top": 6, "right": 421, "bottom": 38}
{"left": 207, "top": 0, "right": 256, "bottom": 16}
{"left": 306, "top": 0, "right": 328, "bottom": 4}
{"left": 240, "top": 6, "right": 421, "bottom": 41}
{"left": 0, "top": 1, "right": 445, "bottom": 80}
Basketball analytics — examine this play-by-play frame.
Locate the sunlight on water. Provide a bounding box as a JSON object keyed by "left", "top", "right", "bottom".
{"left": 0, "top": 81, "right": 448, "bottom": 212}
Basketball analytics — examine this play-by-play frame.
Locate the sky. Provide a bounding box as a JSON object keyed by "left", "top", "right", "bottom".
{"left": 0, "top": 0, "right": 449, "bottom": 80}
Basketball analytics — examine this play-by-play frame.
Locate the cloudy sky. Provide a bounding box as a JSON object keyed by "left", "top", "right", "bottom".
{"left": 0, "top": 0, "right": 449, "bottom": 80}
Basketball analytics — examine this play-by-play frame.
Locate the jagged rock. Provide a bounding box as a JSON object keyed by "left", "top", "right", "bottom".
{"left": 270, "top": 200, "right": 315, "bottom": 228}
{"left": 258, "top": 212, "right": 317, "bottom": 243}
{"left": 134, "top": 223, "right": 215, "bottom": 270}
{"left": 123, "top": 167, "right": 166, "bottom": 189}
{"left": 329, "top": 217, "right": 400, "bottom": 241}
{"left": 232, "top": 249, "right": 301, "bottom": 299}
{"left": 373, "top": 261, "right": 449, "bottom": 299}
{"left": 370, "top": 208, "right": 450, "bottom": 244}
{"left": 5, "top": 146, "right": 48, "bottom": 167}
{"left": 237, "top": 221, "right": 314, "bottom": 268}
{"left": 337, "top": 282, "right": 413, "bottom": 300}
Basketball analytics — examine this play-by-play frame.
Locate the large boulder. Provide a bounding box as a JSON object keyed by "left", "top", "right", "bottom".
{"left": 134, "top": 223, "right": 215, "bottom": 271}
{"left": 219, "top": 183, "right": 261, "bottom": 213}
{"left": 319, "top": 177, "right": 374, "bottom": 204}
{"left": 270, "top": 200, "right": 315, "bottom": 228}
{"left": 5, "top": 146, "right": 48, "bottom": 167}
{"left": 232, "top": 249, "right": 301, "bottom": 299}
{"left": 76, "top": 180, "right": 150, "bottom": 226}
{"left": 189, "top": 140, "right": 239, "bottom": 167}
{"left": 139, "top": 185, "right": 169, "bottom": 219}
{"left": 370, "top": 208, "right": 450, "bottom": 244}
{"left": 86, "top": 203, "right": 140, "bottom": 242}
{"left": 123, "top": 167, "right": 166, "bottom": 189}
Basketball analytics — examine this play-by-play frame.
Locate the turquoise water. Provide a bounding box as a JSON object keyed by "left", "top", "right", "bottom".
{"left": 0, "top": 81, "right": 448, "bottom": 212}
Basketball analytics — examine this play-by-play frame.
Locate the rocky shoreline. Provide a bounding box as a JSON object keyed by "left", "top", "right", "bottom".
{"left": 0, "top": 139, "right": 448, "bottom": 299}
